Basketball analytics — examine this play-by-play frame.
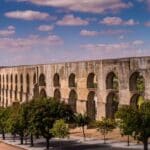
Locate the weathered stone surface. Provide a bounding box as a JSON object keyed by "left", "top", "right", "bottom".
{"left": 0, "top": 56, "right": 150, "bottom": 119}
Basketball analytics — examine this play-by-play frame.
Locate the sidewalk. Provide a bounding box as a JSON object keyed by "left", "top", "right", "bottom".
{"left": 0, "top": 135, "right": 149, "bottom": 150}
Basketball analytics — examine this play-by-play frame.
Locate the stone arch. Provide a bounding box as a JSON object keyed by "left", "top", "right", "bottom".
{"left": 87, "top": 72, "right": 97, "bottom": 88}
{"left": 39, "top": 73, "right": 46, "bottom": 86}
{"left": 54, "top": 89, "right": 61, "bottom": 101}
{"left": 106, "top": 92, "right": 119, "bottom": 119}
{"left": 40, "top": 89, "right": 47, "bottom": 98}
{"left": 130, "top": 94, "right": 144, "bottom": 109}
{"left": 53, "top": 73, "right": 60, "bottom": 87}
{"left": 68, "top": 90, "right": 77, "bottom": 112}
{"left": 20, "top": 74, "right": 23, "bottom": 84}
{"left": 129, "top": 71, "right": 145, "bottom": 92}
{"left": 106, "top": 72, "right": 118, "bottom": 90}
{"left": 15, "top": 74, "right": 18, "bottom": 84}
{"left": 69, "top": 73, "right": 76, "bottom": 87}
{"left": 33, "top": 73, "right": 36, "bottom": 84}
{"left": 86, "top": 91, "right": 96, "bottom": 120}
{"left": 26, "top": 74, "right": 30, "bottom": 93}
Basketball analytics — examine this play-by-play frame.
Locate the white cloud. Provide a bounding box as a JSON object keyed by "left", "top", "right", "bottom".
{"left": 80, "top": 30, "right": 99, "bottom": 37}
{"left": 16, "top": 0, "right": 132, "bottom": 14}
{"left": 0, "top": 26, "right": 15, "bottom": 37}
{"left": 38, "top": 25, "right": 54, "bottom": 31}
{"left": 132, "top": 40, "right": 144, "bottom": 45}
{"left": 81, "top": 40, "right": 144, "bottom": 52}
{"left": 100, "top": 17, "right": 139, "bottom": 26}
{"left": 5, "top": 10, "right": 49, "bottom": 20}
{"left": 56, "top": 14, "right": 89, "bottom": 26}
{"left": 80, "top": 29, "right": 130, "bottom": 37}
{"left": 0, "top": 34, "right": 63, "bottom": 51}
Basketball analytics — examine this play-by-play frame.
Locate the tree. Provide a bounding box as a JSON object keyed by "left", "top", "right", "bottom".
{"left": 0, "top": 107, "right": 9, "bottom": 140}
{"left": 51, "top": 119, "right": 69, "bottom": 149}
{"left": 115, "top": 105, "right": 136, "bottom": 146}
{"left": 30, "top": 97, "right": 74, "bottom": 150}
{"left": 116, "top": 102, "right": 150, "bottom": 150}
{"left": 74, "top": 113, "right": 90, "bottom": 141}
{"left": 95, "top": 117, "right": 116, "bottom": 144}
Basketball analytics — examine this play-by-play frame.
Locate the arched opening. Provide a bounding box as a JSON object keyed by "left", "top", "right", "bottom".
{"left": 69, "top": 73, "right": 76, "bottom": 87}
{"left": 53, "top": 73, "right": 60, "bottom": 87}
{"left": 54, "top": 89, "right": 61, "bottom": 101}
{"left": 39, "top": 73, "right": 46, "bottom": 86}
{"left": 86, "top": 91, "right": 96, "bottom": 120}
{"left": 106, "top": 72, "right": 118, "bottom": 90}
{"left": 20, "top": 74, "right": 23, "bottom": 84}
{"left": 130, "top": 94, "right": 144, "bottom": 109}
{"left": 33, "top": 73, "right": 36, "bottom": 84}
{"left": 15, "top": 74, "right": 18, "bottom": 84}
{"left": 129, "top": 72, "right": 145, "bottom": 92}
{"left": 26, "top": 74, "right": 30, "bottom": 93}
{"left": 40, "top": 89, "right": 47, "bottom": 98}
{"left": 87, "top": 73, "right": 97, "bottom": 88}
{"left": 106, "top": 92, "right": 119, "bottom": 119}
{"left": 68, "top": 90, "right": 77, "bottom": 112}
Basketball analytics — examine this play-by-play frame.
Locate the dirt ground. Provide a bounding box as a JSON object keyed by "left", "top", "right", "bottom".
{"left": 0, "top": 142, "right": 25, "bottom": 150}
{"left": 70, "top": 128, "right": 136, "bottom": 143}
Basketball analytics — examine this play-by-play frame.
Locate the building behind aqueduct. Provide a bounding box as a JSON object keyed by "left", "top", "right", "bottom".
{"left": 0, "top": 56, "right": 149, "bottom": 120}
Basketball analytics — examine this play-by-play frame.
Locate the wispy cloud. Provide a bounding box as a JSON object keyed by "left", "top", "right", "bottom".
{"left": 38, "top": 25, "right": 54, "bottom": 31}
{"left": 80, "top": 29, "right": 131, "bottom": 37}
{"left": 0, "top": 26, "right": 15, "bottom": 37}
{"left": 0, "top": 34, "right": 63, "bottom": 52}
{"left": 16, "top": 0, "right": 132, "bottom": 14}
{"left": 145, "top": 21, "right": 150, "bottom": 27}
{"left": 100, "top": 17, "right": 139, "bottom": 26}
{"left": 5, "top": 10, "right": 50, "bottom": 20}
{"left": 56, "top": 14, "right": 89, "bottom": 26}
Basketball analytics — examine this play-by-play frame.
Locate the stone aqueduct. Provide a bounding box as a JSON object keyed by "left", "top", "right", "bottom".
{"left": 0, "top": 56, "right": 149, "bottom": 120}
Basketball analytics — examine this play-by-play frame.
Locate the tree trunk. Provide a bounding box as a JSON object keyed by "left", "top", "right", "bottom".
{"left": 2, "top": 130, "right": 5, "bottom": 140}
{"left": 127, "top": 135, "right": 130, "bottom": 146}
{"left": 82, "top": 126, "right": 86, "bottom": 141}
{"left": 143, "top": 138, "right": 148, "bottom": 150}
{"left": 46, "top": 138, "right": 50, "bottom": 150}
{"left": 20, "top": 135, "right": 24, "bottom": 145}
{"left": 104, "top": 133, "right": 106, "bottom": 144}
{"left": 30, "top": 133, "right": 34, "bottom": 147}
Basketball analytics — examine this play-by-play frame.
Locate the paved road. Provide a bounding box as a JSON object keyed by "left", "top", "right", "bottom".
{"left": 0, "top": 142, "right": 24, "bottom": 150}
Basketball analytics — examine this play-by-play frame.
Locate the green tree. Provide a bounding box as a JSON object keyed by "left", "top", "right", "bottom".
{"left": 30, "top": 97, "right": 74, "bottom": 150}
{"left": 74, "top": 113, "right": 90, "bottom": 141}
{"left": 95, "top": 117, "right": 116, "bottom": 144}
{"left": 0, "top": 107, "right": 10, "bottom": 140}
{"left": 51, "top": 119, "right": 69, "bottom": 149}
{"left": 116, "top": 102, "right": 150, "bottom": 150}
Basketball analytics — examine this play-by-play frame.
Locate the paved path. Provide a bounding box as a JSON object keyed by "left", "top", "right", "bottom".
{"left": 0, "top": 141, "right": 24, "bottom": 150}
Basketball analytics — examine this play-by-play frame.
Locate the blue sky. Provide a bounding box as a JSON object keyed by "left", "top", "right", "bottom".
{"left": 0, "top": 0, "right": 150, "bottom": 65}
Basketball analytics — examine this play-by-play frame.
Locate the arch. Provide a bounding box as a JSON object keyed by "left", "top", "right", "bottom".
{"left": 106, "top": 92, "right": 119, "bottom": 119}
{"left": 129, "top": 71, "right": 145, "bottom": 92}
{"left": 87, "top": 73, "right": 97, "bottom": 88}
{"left": 33, "top": 73, "right": 36, "bottom": 84}
{"left": 6, "top": 74, "right": 8, "bottom": 83}
{"left": 53, "top": 73, "right": 60, "bottom": 87}
{"left": 130, "top": 94, "right": 144, "bottom": 109}
{"left": 39, "top": 73, "right": 46, "bottom": 86}
{"left": 15, "top": 74, "right": 18, "bottom": 84}
{"left": 26, "top": 74, "right": 30, "bottom": 93}
{"left": 68, "top": 90, "right": 77, "bottom": 112}
{"left": 86, "top": 91, "right": 96, "bottom": 120}
{"left": 106, "top": 72, "right": 118, "bottom": 90}
{"left": 54, "top": 89, "right": 61, "bottom": 101}
{"left": 69, "top": 73, "right": 76, "bottom": 87}
{"left": 40, "top": 89, "right": 47, "bottom": 98}
{"left": 20, "top": 74, "right": 23, "bottom": 84}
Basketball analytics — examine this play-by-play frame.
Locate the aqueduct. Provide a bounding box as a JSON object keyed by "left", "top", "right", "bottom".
{"left": 0, "top": 56, "right": 149, "bottom": 120}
